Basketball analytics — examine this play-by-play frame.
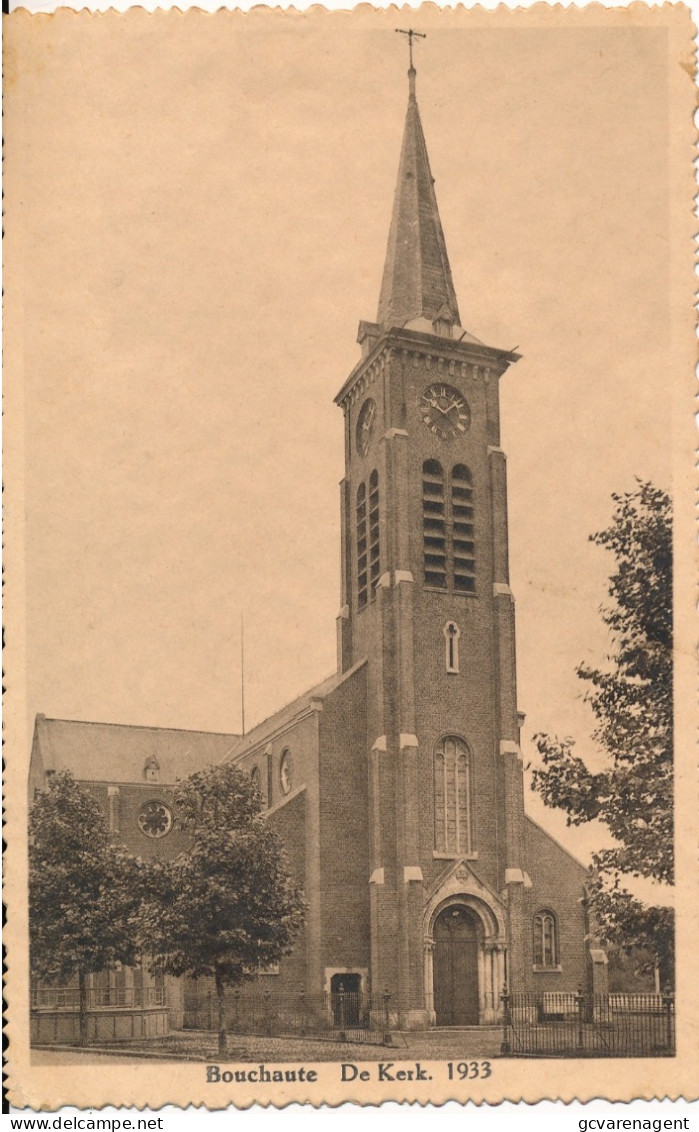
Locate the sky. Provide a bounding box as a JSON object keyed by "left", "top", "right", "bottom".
{"left": 8, "top": 6, "right": 688, "bottom": 870}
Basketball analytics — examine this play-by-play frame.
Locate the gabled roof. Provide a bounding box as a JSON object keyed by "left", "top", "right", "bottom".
{"left": 525, "top": 814, "right": 589, "bottom": 874}
{"left": 226, "top": 658, "right": 368, "bottom": 762}
{"left": 376, "top": 67, "right": 461, "bottom": 331}
{"left": 31, "top": 715, "right": 240, "bottom": 786}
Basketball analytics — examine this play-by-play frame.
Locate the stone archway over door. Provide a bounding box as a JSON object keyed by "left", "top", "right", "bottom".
{"left": 433, "top": 905, "right": 479, "bottom": 1025}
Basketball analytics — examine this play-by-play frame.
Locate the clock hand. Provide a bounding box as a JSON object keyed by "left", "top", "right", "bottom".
{"left": 424, "top": 396, "right": 455, "bottom": 419}
{"left": 435, "top": 402, "right": 455, "bottom": 418}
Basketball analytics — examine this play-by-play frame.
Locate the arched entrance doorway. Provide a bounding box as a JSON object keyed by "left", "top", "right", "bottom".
{"left": 433, "top": 904, "right": 479, "bottom": 1025}
{"left": 329, "top": 972, "right": 361, "bottom": 1028}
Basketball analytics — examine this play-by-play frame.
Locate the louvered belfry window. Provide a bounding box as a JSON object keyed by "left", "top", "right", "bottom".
{"left": 434, "top": 735, "right": 472, "bottom": 854}
{"left": 368, "top": 470, "right": 381, "bottom": 597}
{"left": 422, "top": 460, "right": 447, "bottom": 587}
{"left": 451, "top": 464, "right": 475, "bottom": 592}
{"left": 423, "top": 461, "right": 476, "bottom": 592}
{"left": 356, "top": 482, "right": 368, "bottom": 609}
{"left": 357, "top": 472, "right": 380, "bottom": 608}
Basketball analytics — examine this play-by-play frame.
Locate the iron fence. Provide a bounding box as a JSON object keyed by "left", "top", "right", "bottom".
{"left": 500, "top": 988, "right": 675, "bottom": 1058}
{"left": 183, "top": 987, "right": 393, "bottom": 1045}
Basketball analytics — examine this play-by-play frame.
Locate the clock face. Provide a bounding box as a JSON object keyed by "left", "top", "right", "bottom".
{"left": 419, "top": 384, "right": 470, "bottom": 439}
{"left": 356, "top": 398, "right": 377, "bottom": 456}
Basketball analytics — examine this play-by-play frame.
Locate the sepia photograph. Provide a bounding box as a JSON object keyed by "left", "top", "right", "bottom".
{"left": 4, "top": 2, "right": 696, "bottom": 1110}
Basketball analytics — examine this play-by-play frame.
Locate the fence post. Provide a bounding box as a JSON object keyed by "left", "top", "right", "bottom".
{"left": 264, "top": 989, "right": 272, "bottom": 1037}
{"left": 662, "top": 986, "right": 675, "bottom": 1053}
{"left": 575, "top": 985, "right": 585, "bottom": 1051}
{"left": 383, "top": 988, "right": 392, "bottom": 1046}
{"left": 299, "top": 988, "right": 306, "bottom": 1037}
{"left": 338, "top": 982, "right": 346, "bottom": 1042}
{"left": 500, "top": 982, "right": 511, "bottom": 1054}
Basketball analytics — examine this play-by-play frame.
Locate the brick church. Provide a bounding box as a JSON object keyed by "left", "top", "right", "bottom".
{"left": 30, "top": 60, "right": 605, "bottom": 1031}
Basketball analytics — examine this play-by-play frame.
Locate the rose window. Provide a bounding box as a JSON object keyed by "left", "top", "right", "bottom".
{"left": 138, "top": 800, "right": 173, "bottom": 839}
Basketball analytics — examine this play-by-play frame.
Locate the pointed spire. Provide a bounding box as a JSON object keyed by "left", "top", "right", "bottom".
{"left": 376, "top": 64, "right": 461, "bottom": 332}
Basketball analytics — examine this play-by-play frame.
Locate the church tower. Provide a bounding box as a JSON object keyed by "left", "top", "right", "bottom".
{"left": 334, "top": 56, "right": 527, "bottom": 1025}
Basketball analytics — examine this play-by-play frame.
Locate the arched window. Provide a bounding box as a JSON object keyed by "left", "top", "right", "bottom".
{"left": 434, "top": 735, "right": 472, "bottom": 854}
{"left": 356, "top": 482, "right": 368, "bottom": 609}
{"left": 368, "top": 470, "right": 380, "bottom": 597}
{"left": 444, "top": 621, "right": 461, "bottom": 673}
{"left": 423, "top": 460, "right": 447, "bottom": 587}
{"left": 279, "top": 749, "right": 293, "bottom": 796}
{"left": 451, "top": 465, "right": 475, "bottom": 592}
{"left": 533, "top": 910, "right": 558, "bottom": 968}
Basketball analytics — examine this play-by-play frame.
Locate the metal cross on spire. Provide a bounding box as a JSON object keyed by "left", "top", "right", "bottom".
{"left": 395, "top": 27, "right": 426, "bottom": 73}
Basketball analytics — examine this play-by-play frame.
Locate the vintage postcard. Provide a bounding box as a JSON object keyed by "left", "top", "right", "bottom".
{"left": 4, "top": 1, "right": 697, "bottom": 1111}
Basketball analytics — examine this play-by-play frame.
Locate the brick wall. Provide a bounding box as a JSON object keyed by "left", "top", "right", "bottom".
{"left": 81, "top": 780, "right": 192, "bottom": 860}
{"left": 232, "top": 709, "right": 322, "bottom": 993}
{"left": 317, "top": 665, "right": 371, "bottom": 979}
{"left": 523, "top": 817, "right": 589, "bottom": 994}
{"left": 401, "top": 353, "right": 509, "bottom": 896}
{"left": 265, "top": 790, "right": 308, "bottom": 994}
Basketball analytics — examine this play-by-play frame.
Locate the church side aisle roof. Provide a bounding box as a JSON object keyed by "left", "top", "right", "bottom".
{"left": 31, "top": 715, "right": 240, "bottom": 786}
{"left": 29, "top": 657, "right": 369, "bottom": 788}
{"left": 376, "top": 64, "right": 461, "bottom": 331}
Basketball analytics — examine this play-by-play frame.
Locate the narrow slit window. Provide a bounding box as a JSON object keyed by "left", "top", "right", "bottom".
{"left": 423, "top": 460, "right": 447, "bottom": 588}
{"left": 356, "top": 482, "right": 368, "bottom": 609}
{"left": 444, "top": 621, "right": 461, "bottom": 673}
{"left": 369, "top": 470, "right": 380, "bottom": 597}
{"left": 451, "top": 464, "right": 475, "bottom": 593}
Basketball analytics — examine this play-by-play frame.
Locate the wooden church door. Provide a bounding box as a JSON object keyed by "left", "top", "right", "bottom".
{"left": 433, "top": 905, "right": 479, "bottom": 1025}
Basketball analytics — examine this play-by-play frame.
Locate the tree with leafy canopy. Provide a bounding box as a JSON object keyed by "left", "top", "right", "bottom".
{"left": 531, "top": 481, "right": 673, "bottom": 985}
{"left": 139, "top": 762, "right": 305, "bottom": 1055}
{"left": 29, "top": 771, "right": 146, "bottom": 1045}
